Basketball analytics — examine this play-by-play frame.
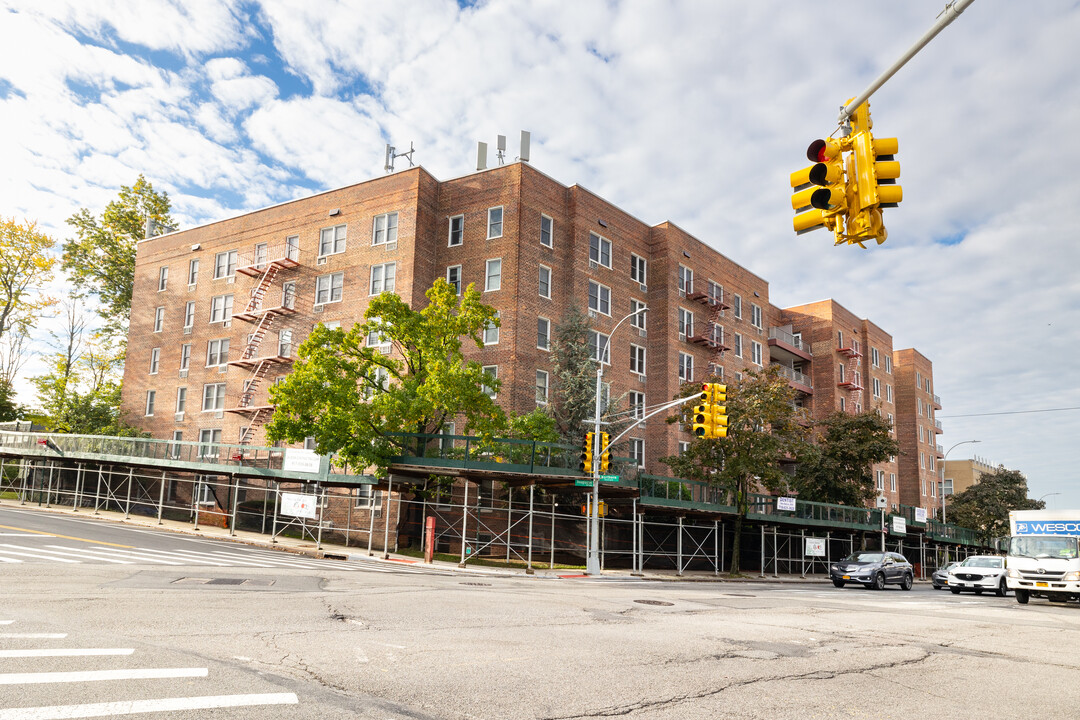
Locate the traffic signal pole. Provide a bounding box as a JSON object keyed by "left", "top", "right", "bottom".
{"left": 837, "top": 0, "right": 976, "bottom": 125}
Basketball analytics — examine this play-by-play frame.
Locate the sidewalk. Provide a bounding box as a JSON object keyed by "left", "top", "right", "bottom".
{"left": 7, "top": 500, "right": 854, "bottom": 584}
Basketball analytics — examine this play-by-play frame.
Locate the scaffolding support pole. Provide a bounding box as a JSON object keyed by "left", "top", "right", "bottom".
{"left": 45, "top": 462, "right": 54, "bottom": 508}
{"left": 367, "top": 491, "right": 376, "bottom": 556}
{"left": 526, "top": 484, "right": 535, "bottom": 575}
{"left": 229, "top": 475, "right": 239, "bottom": 538}
{"left": 20, "top": 458, "right": 28, "bottom": 505}
{"left": 73, "top": 463, "right": 83, "bottom": 512}
{"left": 550, "top": 498, "right": 556, "bottom": 570}
{"left": 123, "top": 467, "right": 133, "bottom": 519}
{"left": 676, "top": 516, "right": 683, "bottom": 577}
{"left": 714, "top": 520, "right": 719, "bottom": 577}
{"left": 459, "top": 480, "right": 469, "bottom": 567}
{"left": 382, "top": 476, "right": 393, "bottom": 559}
{"left": 271, "top": 482, "right": 280, "bottom": 544}
{"left": 157, "top": 471, "right": 167, "bottom": 525}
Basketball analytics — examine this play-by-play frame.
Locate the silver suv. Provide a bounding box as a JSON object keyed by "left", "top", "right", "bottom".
{"left": 830, "top": 551, "right": 915, "bottom": 591}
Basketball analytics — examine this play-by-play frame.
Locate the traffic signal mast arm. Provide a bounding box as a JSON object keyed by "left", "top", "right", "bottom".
{"left": 600, "top": 393, "right": 701, "bottom": 451}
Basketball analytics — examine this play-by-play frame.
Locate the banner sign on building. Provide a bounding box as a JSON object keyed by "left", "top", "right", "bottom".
{"left": 282, "top": 448, "right": 322, "bottom": 474}
{"left": 777, "top": 496, "right": 797, "bottom": 512}
{"left": 804, "top": 538, "right": 826, "bottom": 557}
{"left": 280, "top": 492, "right": 318, "bottom": 519}
{"left": 1013, "top": 520, "right": 1080, "bottom": 536}
{"left": 891, "top": 516, "right": 907, "bottom": 535}
{"left": 915, "top": 507, "right": 928, "bottom": 524}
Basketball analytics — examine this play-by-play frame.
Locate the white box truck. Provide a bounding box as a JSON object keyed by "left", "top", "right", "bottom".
{"left": 1006, "top": 510, "right": 1080, "bottom": 605}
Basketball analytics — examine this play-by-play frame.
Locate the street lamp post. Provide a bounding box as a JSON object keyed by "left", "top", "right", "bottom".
{"left": 940, "top": 439, "right": 980, "bottom": 524}
{"left": 586, "top": 305, "right": 648, "bottom": 576}
{"left": 1038, "top": 492, "right": 1061, "bottom": 508}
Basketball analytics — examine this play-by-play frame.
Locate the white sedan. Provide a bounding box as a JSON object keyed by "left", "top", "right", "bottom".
{"left": 948, "top": 555, "right": 1008, "bottom": 596}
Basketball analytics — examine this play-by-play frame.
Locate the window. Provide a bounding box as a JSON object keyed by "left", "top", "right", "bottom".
{"left": 315, "top": 272, "right": 344, "bottom": 305}
{"left": 487, "top": 207, "right": 503, "bottom": 239}
{"left": 630, "top": 253, "right": 646, "bottom": 284}
{"left": 871, "top": 347, "right": 880, "bottom": 367}
{"left": 536, "top": 370, "right": 549, "bottom": 406}
{"left": 214, "top": 250, "right": 238, "bottom": 279}
{"left": 890, "top": 473, "right": 897, "bottom": 492}
{"left": 678, "top": 352, "right": 694, "bottom": 382}
{"left": 588, "top": 281, "right": 611, "bottom": 315}
{"left": 839, "top": 397, "right": 846, "bottom": 412}
{"left": 145, "top": 390, "right": 156, "bottom": 416}
{"left": 630, "top": 299, "right": 647, "bottom": 330}
{"left": 370, "top": 262, "right": 396, "bottom": 295}
{"left": 179, "top": 344, "right": 191, "bottom": 371}
{"left": 876, "top": 470, "right": 885, "bottom": 491}
{"left": 538, "top": 265, "right": 551, "bottom": 299}
{"left": 678, "top": 441, "right": 690, "bottom": 456}
{"left": 198, "top": 428, "right": 222, "bottom": 458}
{"left": 589, "top": 233, "right": 611, "bottom": 268}
{"left": 630, "top": 391, "right": 645, "bottom": 424}
{"left": 540, "top": 214, "right": 553, "bottom": 248}
{"left": 187, "top": 259, "right": 199, "bottom": 286}
{"left": 588, "top": 331, "right": 610, "bottom": 364}
{"left": 751, "top": 341, "right": 762, "bottom": 366}
{"left": 286, "top": 235, "right": 299, "bottom": 261}
{"left": 175, "top": 387, "right": 187, "bottom": 414}
{"left": 678, "top": 265, "right": 693, "bottom": 295}
{"left": 678, "top": 308, "right": 694, "bottom": 338}
{"left": 169, "top": 430, "right": 183, "bottom": 459}
{"left": 708, "top": 281, "right": 723, "bottom": 305}
{"left": 732, "top": 294, "right": 742, "bottom": 319}
{"left": 184, "top": 301, "right": 195, "bottom": 328}
{"left": 366, "top": 317, "right": 389, "bottom": 349}
{"left": 873, "top": 378, "right": 881, "bottom": 398}
{"left": 917, "top": 371, "right": 922, "bottom": 386}
{"left": 482, "top": 365, "right": 498, "bottom": 398}
{"left": 281, "top": 281, "right": 296, "bottom": 309}
{"left": 839, "top": 363, "right": 846, "bottom": 382}
{"left": 149, "top": 348, "right": 160, "bottom": 375}
{"left": 202, "top": 383, "right": 226, "bottom": 412}
{"left": 206, "top": 339, "right": 230, "bottom": 367}
{"left": 363, "top": 366, "right": 389, "bottom": 400}
{"left": 537, "top": 317, "right": 550, "bottom": 350}
{"left": 885, "top": 356, "right": 892, "bottom": 374}
{"left": 930, "top": 455, "right": 936, "bottom": 471}
{"left": 158, "top": 266, "right": 168, "bottom": 291}
{"left": 630, "top": 438, "right": 645, "bottom": 468}
{"left": 630, "top": 344, "right": 646, "bottom": 375}
{"left": 750, "top": 304, "right": 762, "bottom": 329}
{"left": 920, "top": 452, "right": 926, "bottom": 469}
{"left": 447, "top": 265, "right": 462, "bottom": 295}
{"left": 278, "top": 330, "right": 292, "bottom": 357}
{"left": 485, "top": 259, "right": 502, "bottom": 292}
{"left": 154, "top": 307, "right": 164, "bottom": 333}
{"left": 733, "top": 333, "right": 743, "bottom": 358}
{"left": 448, "top": 215, "right": 463, "bottom": 247}
{"left": 319, "top": 224, "right": 347, "bottom": 256}
{"left": 484, "top": 312, "right": 500, "bottom": 346}
{"left": 372, "top": 212, "right": 398, "bottom": 246}
{"left": 209, "top": 294, "right": 233, "bottom": 323}
{"left": 253, "top": 242, "right": 268, "bottom": 269}
{"left": 886, "top": 384, "right": 893, "bottom": 403}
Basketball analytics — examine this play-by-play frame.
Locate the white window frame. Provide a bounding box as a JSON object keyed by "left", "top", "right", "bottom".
{"left": 145, "top": 390, "right": 155, "bottom": 416}
{"left": 751, "top": 341, "right": 762, "bottom": 366}
{"left": 448, "top": 214, "right": 464, "bottom": 247}
{"left": 678, "top": 264, "right": 693, "bottom": 295}
{"left": 589, "top": 232, "right": 612, "bottom": 269}
{"left": 487, "top": 207, "right": 503, "bottom": 240}
{"left": 187, "top": 258, "right": 199, "bottom": 286}
{"left": 535, "top": 369, "right": 549, "bottom": 406}
{"left": 537, "top": 317, "right": 550, "bottom": 351}
{"left": 154, "top": 307, "right": 164, "bottom": 333}
{"left": 482, "top": 365, "right": 498, "bottom": 399}
{"left": 886, "top": 384, "right": 893, "bottom": 403}
{"left": 149, "top": 348, "right": 160, "bottom": 375}
{"left": 179, "top": 344, "right": 191, "bottom": 371}
{"left": 484, "top": 312, "right": 500, "bottom": 346}
{"left": 630, "top": 438, "right": 645, "bottom": 469}
{"left": 213, "top": 250, "right": 238, "bottom": 279}
{"left": 315, "top": 272, "right": 344, "bottom": 305}
{"left": 630, "top": 253, "right": 647, "bottom": 285}
{"left": 370, "top": 262, "right": 396, "bottom": 295}
{"left": 485, "top": 258, "right": 502, "bottom": 292}
{"left": 538, "top": 264, "right": 551, "bottom": 299}
{"left": 873, "top": 377, "right": 881, "bottom": 398}
{"left": 871, "top": 347, "right": 880, "bottom": 367}
{"left": 732, "top": 294, "right": 742, "bottom": 319}
{"left": 678, "top": 352, "right": 694, "bottom": 383}
{"left": 372, "top": 212, "right": 398, "bottom": 246}
{"left": 202, "top": 383, "right": 226, "bottom": 412}
{"left": 885, "top": 356, "right": 892, "bottom": 374}
{"left": 366, "top": 317, "right": 390, "bottom": 350}
{"left": 630, "top": 299, "right": 647, "bottom": 330}
{"left": 734, "top": 333, "right": 743, "bottom": 358}
{"left": 278, "top": 329, "right": 292, "bottom": 357}
{"left": 158, "top": 266, "right": 168, "bottom": 292}
{"left": 446, "top": 265, "right": 462, "bottom": 295}
{"left": 750, "top": 304, "right": 762, "bottom": 329}
{"left": 184, "top": 301, "right": 195, "bottom": 329}
{"left": 209, "top": 294, "right": 233, "bottom": 324}
{"left": 205, "top": 338, "right": 230, "bottom": 368}
{"left": 175, "top": 387, "right": 187, "bottom": 414}
{"left": 588, "top": 281, "right": 611, "bottom": 316}
{"left": 198, "top": 428, "right": 222, "bottom": 458}
{"left": 320, "top": 224, "right": 347, "bottom": 256}
{"left": 630, "top": 344, "right": 646, "bottom": 375}
{"left": 588, "top": 331, "right": 610, "bottom": 365}
{"left": 629, "top": 391, "right": 645, "bottom": 424}
{"left": 678, "top": 308, "right": 694, "bottom": 338}
{"left": 540, "top": 214, "right": 553, "bottom": 248}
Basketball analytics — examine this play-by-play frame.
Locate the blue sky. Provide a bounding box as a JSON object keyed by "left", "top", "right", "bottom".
{"left": 1, "top": 0, "right": 1079, "bottom": 508}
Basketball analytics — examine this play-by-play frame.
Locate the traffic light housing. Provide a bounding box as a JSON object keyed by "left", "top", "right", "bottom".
{"left": 692, "top": 383, "right": 729, "bottom": 439}
{"left": 791, "top": 138, "right": 849, "bottom": 236}
{"left": 845, "top": 101, "right": 901, "bottom": 246}
{"left": 578, "top": 432, "right": 594, "bottom": 472}
{"left": 711, "top": 384, "right": 729, "bottom": 438}
{"left": 692, "top": 402, "right": 715, "bottom": 438}
{"left": 599, "top": 432, "right": 611, "bottom": 472}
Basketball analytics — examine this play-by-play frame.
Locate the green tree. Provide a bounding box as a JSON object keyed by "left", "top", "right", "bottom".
{"left": 62, "top": 175, "right": 173, "bottom": 338}
{"left": 0, "top": 217, "right": 56, "bottom": 381}
{"left": 547, "top": 306, "right": 598, "bottom": 443}
{"left": 661, "top": 366, "right": 810, "bottom": 575}
{"left": 266, "top": 280, "right": 511, "bottom": 477}
{"left": 0, "top": 380, "right": 23, "bottom": 422}
{"left": 792, "top": 411, "right": 900, "bottom": 506}
{"left": 947, "top": 467, "right": 1044, "bottom": 542}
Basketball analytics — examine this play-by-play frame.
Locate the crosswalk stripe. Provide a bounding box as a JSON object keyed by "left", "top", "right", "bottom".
{"left": 0, "top": 546, "right": 78, "bottom": 563}
{"left": 0, "top": 634, "right": 66, "bottom": 639}
{"left": 0, "top": 649, "right": 134, "bottom": 658}
{"left": 105, "top": 547, "right": 275, "bottom": 568}
{"left": 0, "top": 621, "right": 12, "bottom": 625}
{"left": 0, "top": 692, "right": 299, "bottom": 719}
{"left": 83, "top": 548, "right": 184, "bottom": 566}
{"left": 0, "top": 557, "right": 19, "bottom": 563}
{"left": 203, "top": 550, "right": 348, "bottom": 569}
{"left": 0, "top": 667, "right": 208, "bottom": 685}
{"left": 43, "top": 546, "right": 133, "bottom": 564}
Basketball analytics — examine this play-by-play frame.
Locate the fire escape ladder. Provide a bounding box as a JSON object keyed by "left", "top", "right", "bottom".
{"left": 245, "top": 264, "right": 280, "bottom": 315}
{"left": 243, "top": 313, "right": 277, "bottom": 360}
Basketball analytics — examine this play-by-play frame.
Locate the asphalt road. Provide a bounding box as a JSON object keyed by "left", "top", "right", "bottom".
{"left": 2, "top": 506, "right": 1079, "bottom": 719}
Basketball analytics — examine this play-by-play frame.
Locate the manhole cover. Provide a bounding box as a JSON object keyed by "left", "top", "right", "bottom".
{"left": 460, "top": 582, "right": 492, "bottom": 587}
{"left": 171, "top": 578, "right": 275, "bottom": 587}
{"left": 634, "top": 599, "right": 674, "bottom": 606}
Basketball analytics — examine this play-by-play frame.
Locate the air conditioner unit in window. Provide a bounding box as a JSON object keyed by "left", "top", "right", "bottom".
{"left": 588, "top": 310, "right": 598, "bottom": 319}
{"left": 178, "top": 370, "right": 188, "bottom": 379}
{"left": 313, "top": 305, "right": 324, "bottom": 313}
{"left": 223, "top": 320, "right": 231, "bottom": 328}
{"left": 317, "top": 257, "right": 327, "bottom": 266}
{"left": 174, "top": 412, "right": 185, "bottom": 422}
{"left": 188, "top": 284, "right": 196, "bottom": 292}
{"left": 227, "top": 276, "right": 235, "bottom": 284}
{"left": 386, "top": 242, "right": 397, "bottom": 252}
{"left": 214, "top": 411, "right": 224, "bottom": 420}
{"left": 183, "top": 327, "right": 192, "bottom": 335}
{"left": 637, "top": 374, "right": 647, "bottom": 384}
{"left": 378, "top": 345, "right": 392, "bottom": 355}
{"left": 637, "top": 328, "right": 647, "bottom": 338}
{"left": 589, "top": 261, "right": 598, "bottom": 270}
{"left": 218, "top": 365, "right": 228, "bottom": 374}
{"left": 639, "top": 284, "right": 647, "bottom": 294}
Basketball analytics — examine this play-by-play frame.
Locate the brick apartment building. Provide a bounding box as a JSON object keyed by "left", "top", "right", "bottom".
{"left": 120, "top": 160, "right": 943, "bottom": 516}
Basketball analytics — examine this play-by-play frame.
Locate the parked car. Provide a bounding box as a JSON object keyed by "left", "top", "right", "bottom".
{"left": 932, "top": 561, "right": 960, "bottom": 590}
{"left": 948, "top": 555, "right": 1008, "bottom": 596}
{"left": 830, "top": 551, "right": 914, "bottom": 590}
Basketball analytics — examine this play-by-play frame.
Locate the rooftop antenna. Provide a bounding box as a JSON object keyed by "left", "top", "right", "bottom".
{"left": 476, "top": 130, "right": 531, "bottom": 172}
{"left": 384, "top": 141, "right": 416, "bottom": 173}
{"left": 496, "top": 135, "right": 507, "bottom": 165}
{"left": 476, "top": 141, "right": 488, "bottom": 171}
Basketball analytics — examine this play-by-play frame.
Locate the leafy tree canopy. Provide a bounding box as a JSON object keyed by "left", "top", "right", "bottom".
{"left": 0, "top": 380, "right": 23, "bottom": 422}
{"left": 0, "top": 218, "right": 56, "bottom": 379}
{"left": 792, "top": 410, "right": 900, "bottom": 506}
{"left": 947, "top": 467, "right": 1044, "bottom": 542}
{"left": 62, "top": 175, "right": 173, "bottom": 338}
{"left": 267, "top": 279, "right": 523, "bottom": 477}
{"left": 546, "top": 306, "right": 598, "bottom": 443}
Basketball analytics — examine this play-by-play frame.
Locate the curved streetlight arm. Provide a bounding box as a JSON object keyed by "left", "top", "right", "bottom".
{"left": 940, "top": 439, "right": 980, "bottom": 524}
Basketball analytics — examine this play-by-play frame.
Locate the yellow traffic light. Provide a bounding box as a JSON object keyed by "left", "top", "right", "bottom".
{"left": 692, "top": 403, "right": 714, "bottom": 438}
{"left": 713, "top": 405, "right": 729, "bottom": 438}
{"left": 578, "top": 432, "right": 594, "bottom": 472}
{"left": 791, "top": 139, "right": 849, "bottom": 237}
{"left": 847, "top": 101, "right": 901, "bottom": 246}
{"left": 599, "top": 432, "right": 611, "bottom": 472}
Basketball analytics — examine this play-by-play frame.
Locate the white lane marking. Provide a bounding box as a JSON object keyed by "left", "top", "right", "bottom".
{"left": 0, "top": 649, "right": 133, "bottom": 658}
{"left": 0, "top": 692, "right": 299, "bottom": 719}
{"left": 0, "top": 621, "right": 12, "bottom": 625}
{"left": 203, "top": 551, "right": 344, "bottom": 569}
{"left": 0, "top": 667, "right": 208, "bottom": 685}
{"left": 42, "top": 546, "right": 134, "bottom": 564}
{"left": 121, "top": 548, "right": 275, "bottom": 568}
{"left": 84, "top": 548, "right": 184, "bottom": 566}
{"left": 0, "top": 634, "right": 66, "bottom": 639}
{"left": 0, "top": 546, "right": 78, "bottom": 563}
{"left": 0, "top": 533, "right": 54, "bottom": 537}
{"left": 0, "top": 557, "right": 20, "bottom": 563}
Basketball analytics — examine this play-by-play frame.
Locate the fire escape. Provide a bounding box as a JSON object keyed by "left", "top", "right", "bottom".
{"left": 836, "top": 339, "right": 864, "bottom": 397}
{"left": 686, "top": 281, "right": 730, "bottom": 374}
{"left": 225, "top": 240, "right": 301, "bottom": 445}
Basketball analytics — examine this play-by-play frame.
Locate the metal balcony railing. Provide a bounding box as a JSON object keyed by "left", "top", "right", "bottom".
{"left": 767, "top": 327, "right": 811, "bottom": 355}
{"left": 771, "top": 363, "right": 813, "bottom": 388}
